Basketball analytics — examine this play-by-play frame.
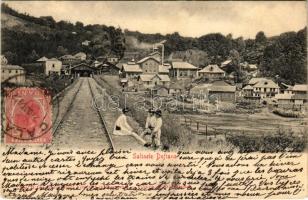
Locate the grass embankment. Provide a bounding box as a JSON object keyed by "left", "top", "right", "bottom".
{"left": 272, "top": 108, "right": 304, "bottom": 118}
{"left": 227, "top": 128, "right": 307, "bottom": 153}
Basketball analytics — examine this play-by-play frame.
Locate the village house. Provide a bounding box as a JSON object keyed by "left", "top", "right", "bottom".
{"left": 137, "top": 56, "right": 161, "bottom": 73}
{"left": 139, "top": 74, "right": 170, "bottom": 89}
{"left": 292, "top": 84, "right": 307, "bottom": 105}
{"left": 169, "top": 82, "right": 184, "bottom": 96}
{"left": 274, "top": 93, "right": 294, "bottom": 105}
{"left": 198, "top": 65, "right": 225, "bottom": 80}
{"left": 242, "top": 85, "right": 254, "bottom": 98}
{"left": 45, "top": 58, "right": 62, "bottom": 76}
{"left": 74, "top": 52, "right": 87, "bottom": 61}
{"left": 221, "top": 60, "right": 232, "bottom": 69}
{"left": 190, "top": 81, "right": 236, "bottom": 103}
{"left": 96, "top": 62, "right": 120, "bottom": 75}
{"left": 82, "top": 40, "right": 91, "bottom": 46}
{"left": 280, "top": 83, "right": 293, "bottom": 94}
{"left": 247, "top": 78, "right": 280, "bottom": 98}
{"left": 170, "top": 60, "right": 198, "bottom": 80}
{"left": 1, "top": 55, "right": 8, "bottom": 64}
{"left": 1, "top": 64, "right": 26, "bottom": 84}
{"left": 122, "top": 61, "right": 143, "bottom": 79}
{"left": 107, "top": 57, "right": 119, "bottom": 64}
{"left": 59, "top": 54, "right": 79, "bottom": 65}
{"left": 150, "top": 85, "right": 169, "bottom": 96}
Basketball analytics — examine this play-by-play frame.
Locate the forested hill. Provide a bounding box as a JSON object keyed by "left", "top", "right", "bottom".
{"left": 125, "top": 28, "right": 307, "bottom": 84}
{"left": 1, "top": 3, "right": 307, "bottom": 84}
{"left": 1, "top": 3, "right": 125, "bottom": 65}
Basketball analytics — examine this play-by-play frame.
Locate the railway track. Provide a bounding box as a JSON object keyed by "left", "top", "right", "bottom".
{"left": 52, "top": 79, "right": 84, "bottom": 136}
{"left": 87, "top": 78, "right": 115, "bottom": 151}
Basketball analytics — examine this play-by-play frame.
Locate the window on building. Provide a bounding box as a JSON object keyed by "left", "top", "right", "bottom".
{"left": 52, "top": 64, "right": 55, "bottom": 68}
{"left": 16, "top": 70, "right": 18, "bottom": 73}
{"left": 9, "top": 70, "right": 11, "bottom": 73}
{"left": 2, "top": 70, "right": 4, "bottom": 73}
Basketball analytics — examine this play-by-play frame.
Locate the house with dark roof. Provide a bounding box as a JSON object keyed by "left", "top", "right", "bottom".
{"left": 190, "top": 81, "right": 236, "bottom": 102}
{"left": 1, "top": 64, "right": 25, "bottom": 84}
{"left": 198, "top": 65, "right": 225, "bottom": 80}
{"left": 170, "top": 61, "right": 199, "bottom": 80}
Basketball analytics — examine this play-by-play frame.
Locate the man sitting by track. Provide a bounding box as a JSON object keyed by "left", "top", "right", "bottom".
{"left": 141, "top": 108, "right": 156, "bottom": 138}
{"left": 113, "top": 108, "right": 149, "bottom": 147}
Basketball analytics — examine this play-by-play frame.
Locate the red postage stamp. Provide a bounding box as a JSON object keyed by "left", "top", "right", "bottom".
{"left": 4, "top": 87, "right": 52, "bottom": 144}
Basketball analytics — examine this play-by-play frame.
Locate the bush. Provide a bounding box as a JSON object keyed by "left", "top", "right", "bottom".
{"left": 273, "top": 108, "right": 302, "bottom": 118}
{"left": 227, "top": 130, "right": 307, "bottom": 153}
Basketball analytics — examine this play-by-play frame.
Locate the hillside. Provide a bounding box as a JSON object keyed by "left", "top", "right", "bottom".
{"left": 1, "top": 3, "right": 306, "bottom": 84}
{"left": 1, "top": 12, "right": 52, "bottom": 34}
{"left": 1, "top": 3, "right": 125, "bottom": 65}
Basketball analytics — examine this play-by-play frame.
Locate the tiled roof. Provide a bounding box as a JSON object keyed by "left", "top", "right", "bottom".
{"left": 248, "top": 78, "right": 269, "bottom": 85}
{"left": 292, "top": 93, "right": 307, "bottom": 100}
{"left": 169, "top": 82, "right": 183, "bottom": 89}
{"left": 172, "top": 61, "right": 198, "bottom": 69}
{"left": 140, "top": 74, "right": 154, "bottom": 82}
{"left": 48, "top": 58, "right": 61, "bottom": 62}
{"left": 158, "top": 74, "right": 170, "bottom": 82}
{"left": 140, "top": 74, "right": 170, "bottom": 82}
{"left": 123, "top": 64, "right": 142, "bottom": 72}
{"left": 137, "top": 56, "right": 160, "bottom": 64}
{"left": 74, "top": 52, "right": 86, "bottom": 57}
{"left": 60, "top": 55, "right": 75, "bottom": 59}
{"left": 198, "top": 65, "right": 225, "bottom": 74}
{"left": 253, "top": 79, "right": 280, "bottom": 89}
{"left": 243, "top": 85, "right": 253, "bottom": 90}
{"left": 292, "top": 84, "right": 307, "bottom": 92}
{"left": 221, "top": 60, "right": 232, "bottom": 66}
{"left": 37, "top": 56, "right": 49, "bottom": 62}
{"left": 2, "top": 65, "right": 24, "bottom": 70}
{"left": 191, "top": 81, "right": 236, "bottom": 93}
{"left": 210, "top": 85, "right": 236, "bottom": 92}
{"left": 275, "top": 93, "right": 294, "bottom": 100}
{"left": 159, "top": 65, "right": 169, "bottom": 73}
{"left": 149, "top": 51, "right": 161, "bottom": 56}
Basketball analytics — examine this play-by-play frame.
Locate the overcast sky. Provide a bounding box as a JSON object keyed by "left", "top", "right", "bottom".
{"left": 5, "top": 1, "right": 307, "bottom": 38}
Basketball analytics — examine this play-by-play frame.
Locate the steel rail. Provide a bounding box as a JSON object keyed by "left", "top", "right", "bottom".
{"left": 52, "top": 79, "right": 84, "bottom": 136}
{"left": 87, "top": 78, "right": 115, "bottom": 151}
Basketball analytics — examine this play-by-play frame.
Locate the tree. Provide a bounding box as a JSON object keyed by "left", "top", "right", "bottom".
{"left": 4, "top": 51, "right": 17, "bottom": 64}
{"left": 255, "top": 31, "right": 267, "bottom": 44}
{"left": 26, "top": 50, "right": 39, "bottom": 62}
{"left": 56, "top": 46, "right": 68, "bottom": 56}
{"left": 75, "top": 21, "right": 84, "bottom": 30}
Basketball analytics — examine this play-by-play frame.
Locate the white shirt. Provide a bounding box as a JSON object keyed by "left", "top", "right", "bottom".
{"left": 153, "top": 117, "right": 162, "bottom": 133}
{"left": 145, "top": 115, "right": 156, "bottom": 129}
{"left": 114, "top": 114, "right": 133, "bottom": 132}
